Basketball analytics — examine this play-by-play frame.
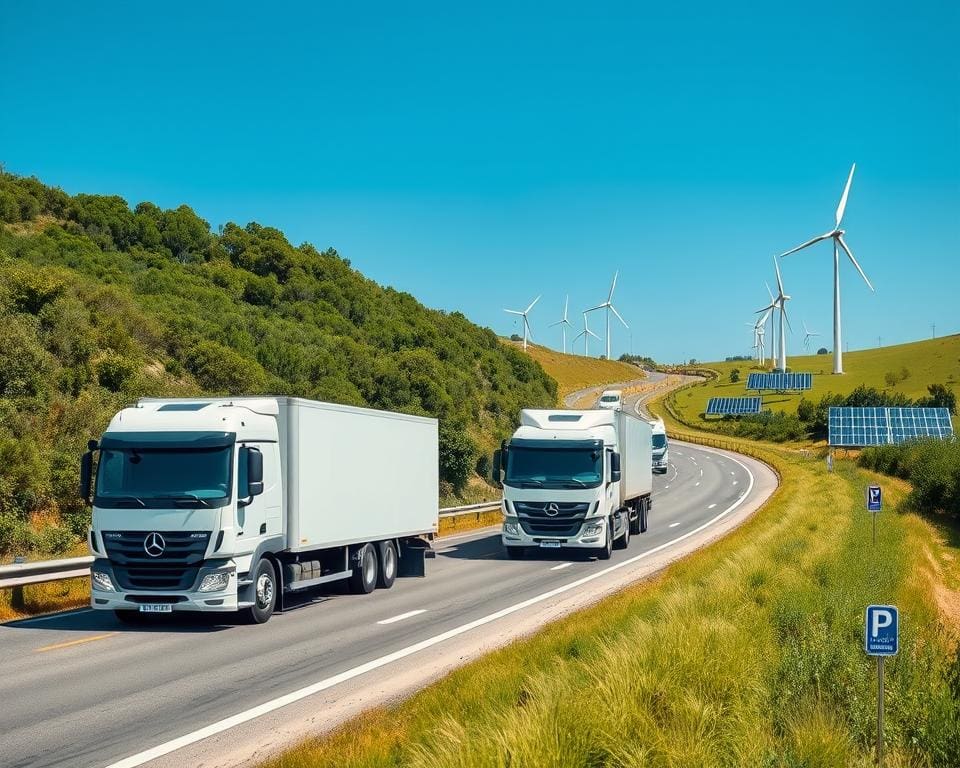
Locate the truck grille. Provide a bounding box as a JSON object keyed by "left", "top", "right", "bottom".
{"left": 102, "top": 531, "right": 210, "bottom": 591}
{"left": 514, "top": 501, "right": 591, "bottom": 537}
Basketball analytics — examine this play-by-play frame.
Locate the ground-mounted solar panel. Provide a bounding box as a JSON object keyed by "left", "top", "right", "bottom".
{"left": 828, "top": 406, "right": 954, "bottom": 447}
{"left": 746, "top": 372, "right": 813, "bottom": 391}
{"left": 706, "top": 396, "right": 762, "bottom": 416}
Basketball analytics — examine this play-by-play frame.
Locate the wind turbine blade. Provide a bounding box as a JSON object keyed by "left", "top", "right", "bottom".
{"left": 803, "top": 320, "right": 809, "bottom": 335}
{"left": 563, "top": 294, "right": 569, "bottom": 321}
{"left": 610, "top": 304, "right": 629, "bottom": 328}
{"left": 756, "top": 302, "right": 776, "bottom": 314}
{"left": 837, "top": 235, "right": 874, "bottom": 292}
{"left": 782, "top": 303, "right": 793, "bottom": 334}
{"left": 765, "top": 281, "right": 775, "bottom": 303}
{"left": 525, "top": 295, "right": 541, "bottom": 314}
{"left": 835, "top": 163, "right": 855, "bottom": 227}
{"left": 504, "top": 309, "right": 523, "bottom": 315}
{"left": 780, "top": 232, "right": 834, "bottom": 257}
{"left": 587, "top": 329, "right": 601, "bottom": 340}
{"left": 524, "top": 317, "right": 534, "bottom": 343}
{"left": 585, "top": 303, "right": 607, "bottom": 313}
{"left": 549, "top": 320, "right": 563, "bottom": 327}
{"left": 573, "top": 330, "right": 586, "bottom": 341}
{"left": 608, "top": 270, "right": 619, "bottom": 302}
{"left": 774, "top": 256, "right": 784, "bottom": 296}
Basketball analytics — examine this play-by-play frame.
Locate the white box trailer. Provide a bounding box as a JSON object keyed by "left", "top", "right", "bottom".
{"left": 83, "top": 396, "right": 438, "bottom": 624}
{"left": 614, "top": 410, "right": 653, "bottom": 506}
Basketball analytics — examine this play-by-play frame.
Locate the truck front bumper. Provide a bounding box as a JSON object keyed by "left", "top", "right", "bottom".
{"left": 89, "top": 559, "right": 239, "bottom": 613}
{"left": 501, "top": 516, "right": 609, "bottom": 551}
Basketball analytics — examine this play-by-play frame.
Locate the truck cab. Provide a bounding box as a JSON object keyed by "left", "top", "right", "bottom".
{"left": 84, "top": 399, "right": 279, "bottom": 621}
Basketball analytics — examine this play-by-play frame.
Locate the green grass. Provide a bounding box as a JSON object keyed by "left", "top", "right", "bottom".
{"left": 520, "top": 343, "right": 644, "bottom": 401}
{"left": 674, "top": 335, "right": 960, "bottom": 431}
{"left": 265, "top": 430, "right": 960, "bottom": 767}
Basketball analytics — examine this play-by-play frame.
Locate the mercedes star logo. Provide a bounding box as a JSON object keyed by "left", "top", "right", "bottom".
{"left": 545, "top": 503, "right": 560, "bottom": 517}
{"left": 143, "top": 532, "right": 166, "bottom": 557}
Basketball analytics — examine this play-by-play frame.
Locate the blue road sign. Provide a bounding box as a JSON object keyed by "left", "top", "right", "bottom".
{"left": 865, "top": 605, "right": 898, "bottom": 656}
{"left": 867, "top": 485, "right": 882, "bottom": 512}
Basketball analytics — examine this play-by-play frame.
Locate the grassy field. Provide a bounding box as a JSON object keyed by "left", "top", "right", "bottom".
{"left": 673, "top": 335, "right": 960, "bottom": 429}
{"left": 264, "top": 394, "right": 960, "bottom": 767}
{"left": 519, "top": 342, "right": 644, "bottom": 400}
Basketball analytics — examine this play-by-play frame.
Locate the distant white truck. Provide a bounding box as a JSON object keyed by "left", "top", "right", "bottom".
{"left": 597, "top": 389, "right": 623, "bottom": 411}
{"left": 493, "top": 409, "right": 653, "bottom": 559}
{"left": 81, "top": 397, "right": 439, "bottom": 624}
{"left": 651, "top": 418, "right": 669, "bottom": 474}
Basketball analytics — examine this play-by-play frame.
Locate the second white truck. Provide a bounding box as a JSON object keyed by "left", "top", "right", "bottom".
{"left": 492, "top": 409, "right": 653, "bottom": 559}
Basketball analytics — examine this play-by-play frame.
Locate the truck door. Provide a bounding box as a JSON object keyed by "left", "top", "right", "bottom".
{"left": 237, "top": 443, "right": 282, "bottom": 544}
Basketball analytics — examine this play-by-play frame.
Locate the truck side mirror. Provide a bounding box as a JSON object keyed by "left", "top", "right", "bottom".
{"left": 610, "top": 452, "right": 622, "bottom": 483}
{"left": 247, "top": 447, "right": 264, "bottom": 497}
{"left": 491, "top": 449, "right": 502, "bottom": 486}
{"left": 80, "top": 451, "right": 94, "bottom": 504}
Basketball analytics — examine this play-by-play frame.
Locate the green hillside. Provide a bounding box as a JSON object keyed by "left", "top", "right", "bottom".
{"left": 0, "top": 171, "right": 557, "bottom": 556}
{"left": 671, "top": 336, "right": 960, "bottom": 441}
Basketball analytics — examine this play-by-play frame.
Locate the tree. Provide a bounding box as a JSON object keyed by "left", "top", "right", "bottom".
{"left": 817, "top": 347, "right": 828, "bottom": 355}
{"left": 917, "top": 383, "right": 957, "bottom": 414}
{"left": 729, "top": 368, "right": 741, "bottom": 383}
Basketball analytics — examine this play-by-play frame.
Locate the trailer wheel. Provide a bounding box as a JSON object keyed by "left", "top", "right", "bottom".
{"left": 629, "top": 502, "right": 642, "bottom": 536}
{"left": 505, "top": 546, "right": 526, "bottom": 560}
{"left": 241, "top": 558, "right": 277, "bottom": 624}
{"left": 377, "top": 540, "right": 397, "bottom": 589}
{"left": 614, "top": 513, "right": 630, "bottom": 550}
{"left": 597, "top": 520, "right": 613, "bottom": 560}
{"left": 349, "top": 544, "right": 378, "bottom": 594}
{"left": 640, "top": 498, "right": 649, "bottom": 533}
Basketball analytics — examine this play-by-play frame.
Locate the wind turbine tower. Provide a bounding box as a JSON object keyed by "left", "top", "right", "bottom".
{"left": 503, "top": 295, "right": 540, "bottom": 352}
{"left": 586, "top": 271, "right": 628, "bottom": 360}
{"left": 549, "top": 295, "right": 573, "bottom": 354}
{"left": 779, "top": 163, "right": 874, "bottom": 374}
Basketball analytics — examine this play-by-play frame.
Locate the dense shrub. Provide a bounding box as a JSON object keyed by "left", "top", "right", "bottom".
{"left": 859, "top": 438, "right": 960, "bottom": 518}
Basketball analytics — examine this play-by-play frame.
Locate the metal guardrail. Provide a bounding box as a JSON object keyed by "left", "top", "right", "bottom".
{"left": 1, "top": 502, "right": 504, "bottom": 592}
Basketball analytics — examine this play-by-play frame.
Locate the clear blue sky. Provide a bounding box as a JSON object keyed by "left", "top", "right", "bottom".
{"left": 2, "top": 1, "right": 957, "bottom": 362}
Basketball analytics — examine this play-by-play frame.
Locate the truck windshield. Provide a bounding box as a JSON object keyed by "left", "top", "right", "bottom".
{"left": 653, "top": 434, "right": 667, "bottom": 449}
{"left": 600, "top": 395, "right": 619, "bottom": 403}
{"left": 95, "top": 447, "right": 232, "bottom": 508}
{"left": 505, "top": 447, "right": 603, "bottom": 488}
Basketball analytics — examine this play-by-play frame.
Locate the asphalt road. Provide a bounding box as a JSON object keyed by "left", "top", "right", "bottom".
{"left": 0, "top": 430, "right": 774, "bottom": 768}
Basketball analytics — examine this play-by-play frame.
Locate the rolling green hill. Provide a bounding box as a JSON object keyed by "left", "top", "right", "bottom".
{"left": 671, "top": 336, "right": 960, "bottom": 441}
{"left": 0, "top": 171, "right": 558, "bottom": 556}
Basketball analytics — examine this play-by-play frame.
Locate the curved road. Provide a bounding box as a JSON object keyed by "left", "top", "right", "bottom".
{"left": 1, "top": 397, "right": 775, "bottom": 768}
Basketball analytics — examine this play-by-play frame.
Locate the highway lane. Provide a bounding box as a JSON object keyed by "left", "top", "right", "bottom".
{"left": 0, "top": 442, "right": 772, "bottom": 768}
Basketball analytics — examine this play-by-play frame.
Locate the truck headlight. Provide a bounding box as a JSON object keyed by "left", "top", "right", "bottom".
{"left": 198, "top": 570, "right": 232, "bottom": 593}
{"left": 583, "top": 521, "right": 604, "bottom": 537}
{"left": 92, "top": 571, "right": 115, "bottom": 592}
{"left": 503, "top": 519, "right": 520, "bottom": 535}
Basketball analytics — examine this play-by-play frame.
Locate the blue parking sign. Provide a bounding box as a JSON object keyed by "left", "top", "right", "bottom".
{"left": 867, "top": 485, "right": 882, "bottom": 512}
{"left": 865, "top": 605, "right": 898, "bottom": 656}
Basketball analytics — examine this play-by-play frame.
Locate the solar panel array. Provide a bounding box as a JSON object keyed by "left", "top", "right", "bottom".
{"left": 706, "top": 397, "right": 763, "bottom": 416}
{"left": 828, "top": 407, "right": 954, "bottom": 447}
{"left": 746, "top": 372, "right": 813, "bottom": 391}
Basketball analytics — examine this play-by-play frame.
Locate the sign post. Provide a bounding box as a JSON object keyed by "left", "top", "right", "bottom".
{"left": 867, "top": 485, "right": 882, "bottom": 545}
{"left": 865, "top": 605, "right": 899, "bottom": 768}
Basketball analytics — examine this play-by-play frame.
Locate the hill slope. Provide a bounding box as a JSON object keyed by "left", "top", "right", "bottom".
{"left": 519, "top": 343, "right": 644, "bottom": 401}
{"left": 0, "top": 171, "right": 558, "bottom": 555}
{"left": 671, "top": 336, "right": 960, "bottom": 440}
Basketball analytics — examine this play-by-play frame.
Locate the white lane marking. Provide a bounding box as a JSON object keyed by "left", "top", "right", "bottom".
{"left": 695, "top": 481, "right": 701, "bottom": 487}
{"left": 730, "top": 471, "right": 736, "bottom": 476}
{"left": 104, "top": 459, "right": 756, "bottom": 768}
{"left": 669, "top": 522, "right": 680, "bottom": 528}
{"left": 550, "top": 562, "right": 574, "bottom": 571}
{"left": 733, "top": 480, "right": 738, "bottom": 486}
{"left": 377, "top": 610, "right": 427, "bottom": 625}
{"left": 708, "top": 503, "right": 717, "bottom": 509}
{"left": 664, "top": 485, "right": 670, "bottom": 490}
{"left": 699, "top": 468, "right": 703, "bottom": 477}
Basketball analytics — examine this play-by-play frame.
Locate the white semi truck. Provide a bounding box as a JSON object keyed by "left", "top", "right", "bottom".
{"left": 492, "top": 409, "right": 652, "bottom": 559}
{"left": 651, "top": 418, "right": 669, "bottom": 473}
{"left": 81, "top": 397, "right": 439, "bottom": 624}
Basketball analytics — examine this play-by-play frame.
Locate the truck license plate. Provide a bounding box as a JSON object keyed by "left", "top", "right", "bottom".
{"left": 539, "top": 541, "right": 561, "bottom": 549}
{"left": 139, "top": 604, "right": 173, "bottom": 613}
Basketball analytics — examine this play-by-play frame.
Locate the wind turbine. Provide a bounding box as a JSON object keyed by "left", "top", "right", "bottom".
{"left": 756, "top": 285, "right": 778, "bottom": 368}
{"left": 503, "top": 295, "right": 540, "bottom": 352}
{"left": 549, "top": 295, "right": 573, "bottom": 354}
{"left": 802, "top": 320, "right": 821, "bottom": 351}
{"left": 779, "top": 163, "right": 874, "bottom": 374}
{"left": 585, "top": 270, "right": 628, "bottom": 360}
{"left": 757, "top": 258, "right": 791, "bottom": 371}
{"left": 572, "top": 313, "right": 601, "bottom": 357}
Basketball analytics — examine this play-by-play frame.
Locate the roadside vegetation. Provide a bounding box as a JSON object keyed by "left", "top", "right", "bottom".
{"left": 521, "top": 343, "right": 644, "bottom": 401}
{"left": 266, "top": 404, "right": 960, "bottom": 767}
{"left": 0, "top": 171, "right": 558, "bottom": 559}
{"left": 859, "top": 438, "right": 960, "bottom": 520}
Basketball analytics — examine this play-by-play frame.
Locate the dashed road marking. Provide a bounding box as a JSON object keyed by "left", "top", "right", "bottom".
{"left": 377, "top": 610, "right": 427, "bottom": 625}
{"left": 550, "top": 563, "right": 574, "bottom": 571}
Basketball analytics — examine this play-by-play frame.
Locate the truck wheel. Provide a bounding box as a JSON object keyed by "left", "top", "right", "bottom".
{"left": 640, "top": 500, "right": 649, "bottom": 533}
{"left": 614, "top": 514, "right": 630, "bottom": 550}
{"left": 377, "top": 541, "right": 397, "bottom": 589}
{"left": 629, "top": 504, "right": 642, "bottom": 536}
{"left": 505, "top": 546, "right": 526, "bottom": 560}
{"left": 241, "top": 558, "right": 277, "bottom": 624}
{"left": 598, "top": 520, "right": 613, "bottom": 560}
{"left": 114, "top": 609, "right": 146, "bottom": 625}
{"left": 350, "top": 544, "right": 378, "bottom": 594}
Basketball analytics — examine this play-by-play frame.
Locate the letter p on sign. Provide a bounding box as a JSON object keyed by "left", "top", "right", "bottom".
{"left": 865, "top": 605, "right": 898, "bottom": 656}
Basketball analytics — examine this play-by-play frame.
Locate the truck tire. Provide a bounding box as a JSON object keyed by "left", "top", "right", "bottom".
{"left": 597, "top": 520, "right": 613, "bottom": 560}
{"left": 640, "top": 499, "right": 649, "bottom": 533}
{"left": 241, "top": 558, "right": 277, "bottom": 624}
{"left": 349, "top": 543, "right": 378, "bottom": 594}
{"left": 377, "top": 540, "right": 397, "bottom": 589}
{"left": 614, "top": 513, "right": 630, "bottom": 549}
{"left": 505, "top": 546, "right": 526, "bottom": 560}
{"left": 629, "top": 502, "right": 642, "bottom": 535}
